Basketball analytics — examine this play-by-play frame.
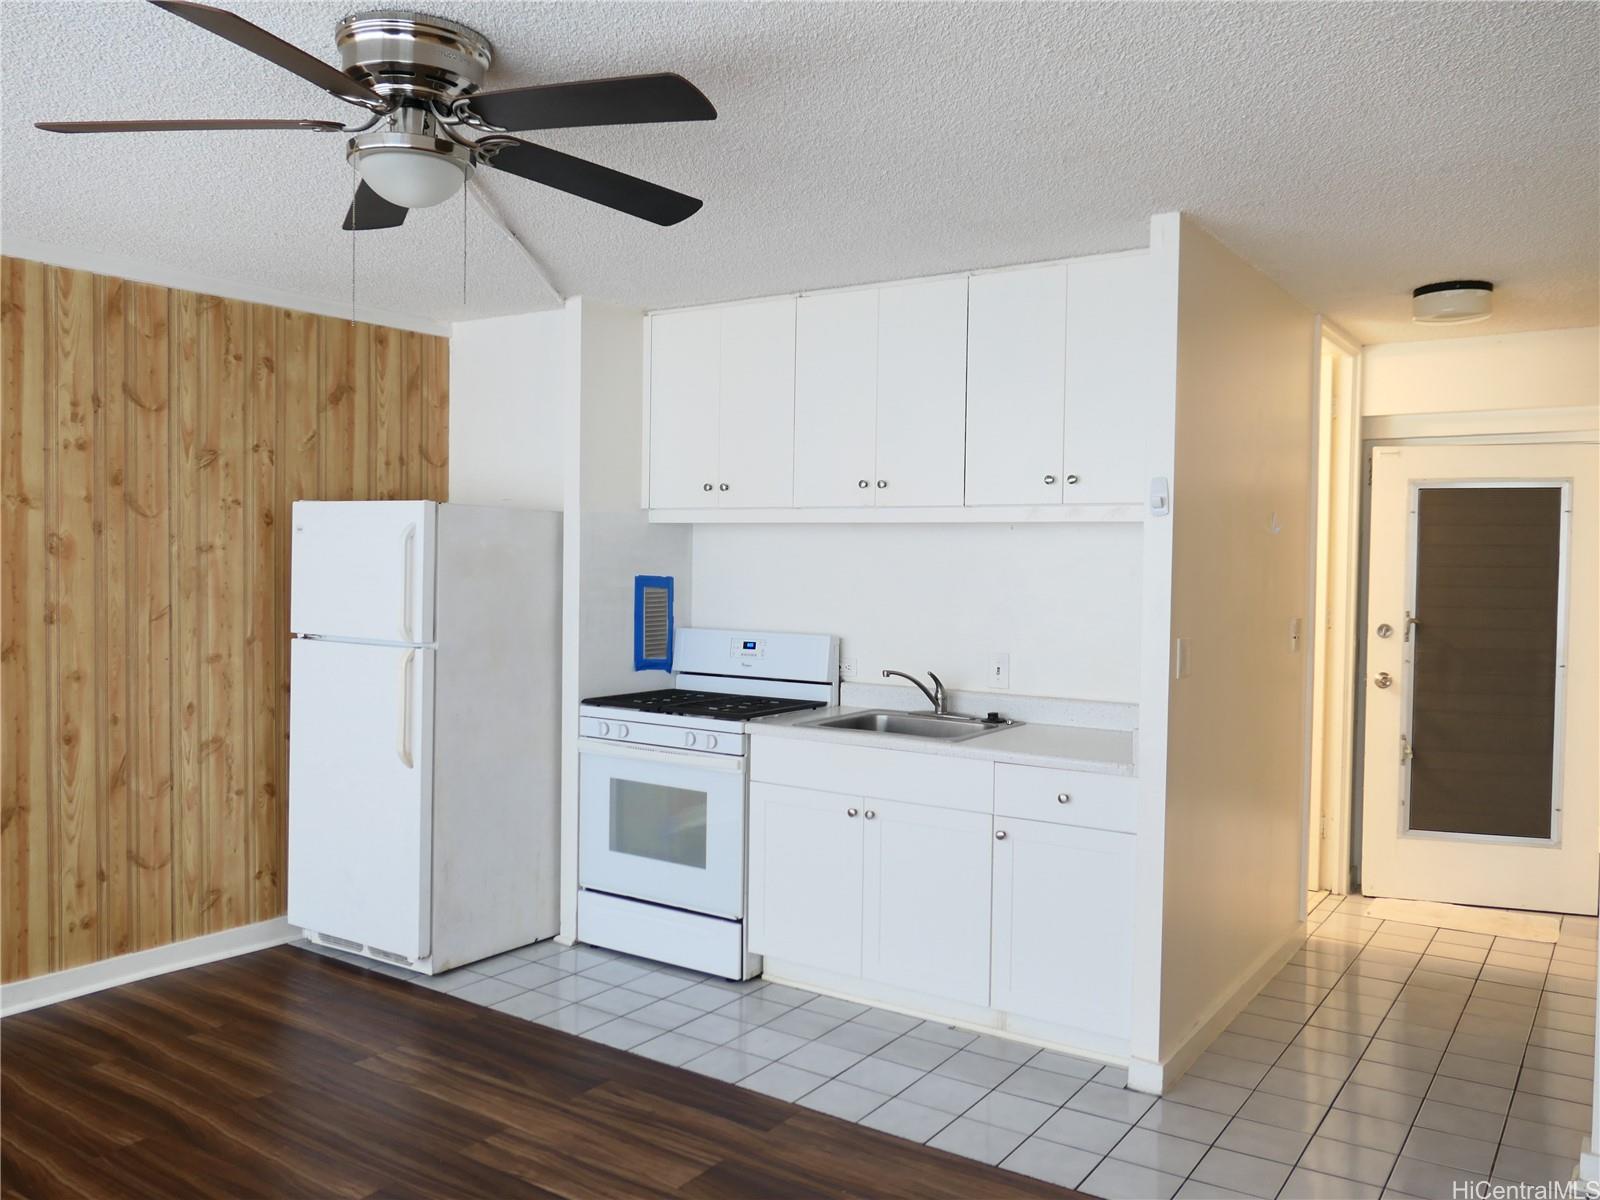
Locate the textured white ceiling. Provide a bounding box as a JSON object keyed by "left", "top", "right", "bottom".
{"left": 2, "top": 1, "right": 1595, "bottom": 343}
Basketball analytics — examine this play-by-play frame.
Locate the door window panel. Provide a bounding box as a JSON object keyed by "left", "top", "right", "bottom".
{"left": 609, "top": 780, "right": 709, "bottom": 868}
{"left": 1408, "top": 486, "right": 1562, "bottom": 839}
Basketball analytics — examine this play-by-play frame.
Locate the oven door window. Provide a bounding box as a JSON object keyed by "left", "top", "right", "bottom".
{"left": 610, "top": 780, "right": 707, "bottom": 869}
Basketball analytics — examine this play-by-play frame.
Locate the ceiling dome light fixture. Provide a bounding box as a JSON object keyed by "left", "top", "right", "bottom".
{"left": 1412, "top": 280, "right": 1494, "bottom": 325}
{"left": 347, "top": 107, "right": 474, "bottom": 209}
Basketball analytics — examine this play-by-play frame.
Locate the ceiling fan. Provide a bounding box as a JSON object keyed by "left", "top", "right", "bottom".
{"left": 36, "top": 1, "right": 716, "bottom": 229}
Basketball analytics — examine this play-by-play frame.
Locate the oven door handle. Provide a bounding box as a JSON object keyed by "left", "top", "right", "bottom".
{"left": 577, "top": 738, "right": 746, "bottom": 774}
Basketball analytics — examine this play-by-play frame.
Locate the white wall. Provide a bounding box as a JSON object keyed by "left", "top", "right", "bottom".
{"left": 448, "top": 311, "right": 566, "bottom": 507}
{"left": 1155, "top": 217, "right": 1316, "bottom": 1069}
{"left": 1363, "top": 326, "right": 1598, "bottom": 417}
{"left": 690, "top": 522, "right": 1143, "bottom": 702}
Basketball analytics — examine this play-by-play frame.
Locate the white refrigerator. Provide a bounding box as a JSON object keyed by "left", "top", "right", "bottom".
{"left": 286, "top": 500, "right": 561, "bottom": 974}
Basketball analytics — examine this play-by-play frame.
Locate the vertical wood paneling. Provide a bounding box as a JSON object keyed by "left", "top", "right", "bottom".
{"left": 1, "top": 258, "right": 53, "bottom": 980}
{"left": 170, "top": 287, "right": 204, "bottom": 943}
{"left": 98, "top": 276, "right": 132, "bottom": 959}
{"left": 51, "top": 265, "right": 100, "bottom": 969}
{"left": 246, "top": 305, "right": 281, "bottom": 921}
{"left": 127, "top": 281, "right": 173, "bottom": 953}
{"left": 0, "top": 256, "right": 449, "bottom": 981}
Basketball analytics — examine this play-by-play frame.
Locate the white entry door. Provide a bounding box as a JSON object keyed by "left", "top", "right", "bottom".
{"left": 1362, "top": 443, "right": 1598, "bottom": 914}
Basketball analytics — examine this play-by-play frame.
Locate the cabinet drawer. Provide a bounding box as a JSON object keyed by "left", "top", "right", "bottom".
{"left": 994, "top": 764, "right": 1136, "bottom": 833}
{"left": 751, "top": 736, "right": 993, "bottom": 813}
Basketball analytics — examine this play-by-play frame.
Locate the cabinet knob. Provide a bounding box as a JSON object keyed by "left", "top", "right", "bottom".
{"left": 1065, "top": 474, "right": 1080, "bottom": 485}
{"left": 864, "top": 809, "right": 876, "bottom": 820}
{"left": 995, "top": 829, "right": 1008, "bottom": 840}
{"left": 719, "top": 483, "right": 730, "bottom": 492}
{"left": 876, "top": 480, "right": 887, "bottom": 489}
{"left": 858, "top": 479, "right": 869, "bottom": 489}
{"left": 1044, "top": 474, "right": 1057, "bottom": 485}
{"left": 1057, "top": 792, "right": 1070, "bottom": 804}
{"left": 702, "top": 483, "right": 713, "bottom": 492}
{"left": 846, "top": 807, "right": 859, "bottom": 817}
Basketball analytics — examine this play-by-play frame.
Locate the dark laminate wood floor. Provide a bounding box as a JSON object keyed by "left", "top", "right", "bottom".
{"left": 1, "top": 946, "right": 1086, "bottom": 1200}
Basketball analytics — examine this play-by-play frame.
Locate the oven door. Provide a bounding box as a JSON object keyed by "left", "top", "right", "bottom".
{"left": 578, "top": 741, "right": 746, "bottom": 919}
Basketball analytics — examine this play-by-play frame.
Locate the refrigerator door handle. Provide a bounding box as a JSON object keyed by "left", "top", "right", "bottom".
{"left": 400, "top": 524, "right": 416, "bottom": 642}
{"left": 397, "top": 650, "right": 415, "bottom": 769}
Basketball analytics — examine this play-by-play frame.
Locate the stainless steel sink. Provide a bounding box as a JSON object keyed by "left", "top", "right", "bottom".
{"left": 804, "top": 709, "right": 1018, "bottom": 742}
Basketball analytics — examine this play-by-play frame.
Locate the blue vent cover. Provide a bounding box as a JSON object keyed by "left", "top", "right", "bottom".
{"left": 634, "top": 575, "right": 674, "bottom": 672}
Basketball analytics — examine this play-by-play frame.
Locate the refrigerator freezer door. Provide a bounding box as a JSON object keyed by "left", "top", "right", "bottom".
{"left": 287, "top": 638, "right": 434, "bottom": 960}
{"left": 290, "top": 500, "right": 436, "bottom": 643}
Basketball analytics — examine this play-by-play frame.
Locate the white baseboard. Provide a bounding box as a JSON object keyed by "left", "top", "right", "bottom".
{"left": 0, "top": 917, "right": 298, "bottom": 1017}
{"left": 1127, "top": 922, "right": 1306, "bottom": 1094}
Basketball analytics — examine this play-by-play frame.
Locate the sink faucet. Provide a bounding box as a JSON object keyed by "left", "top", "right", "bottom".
{"left": 882, "top": 669, "right": 948, "bottom": 715}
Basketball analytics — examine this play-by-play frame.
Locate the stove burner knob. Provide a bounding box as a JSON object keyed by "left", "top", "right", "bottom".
{"left": 598, "top": 721, "right": 611, "bottom": 737}
{"left": 705, "top": 734, "right": 718, "bottom": 750}
{"left": 684, "top": 732, "right": 698, "bottom": 748}
{"left": 618, "top": 724, "right": 629, "bottom": 739}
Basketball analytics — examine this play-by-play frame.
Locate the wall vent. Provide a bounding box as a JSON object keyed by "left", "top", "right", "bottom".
{"left": 634, "top": 575, "right": 674, "bottom": 671}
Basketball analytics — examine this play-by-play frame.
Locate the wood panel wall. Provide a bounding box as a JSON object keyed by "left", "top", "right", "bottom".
{"left": 1, "top": 256, "right": 449, "bottom": 982}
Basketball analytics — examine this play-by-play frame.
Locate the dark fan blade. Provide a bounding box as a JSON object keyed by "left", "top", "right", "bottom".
{"left": 342, "top": 182, "right": 408, "bottom": 231}
{"left": 484, "top": 139, "right": 702, "bottom": 226}
{"left": 37, "top": 119, "right": 343, "bottom": 133}
{"left": 466, "top": 73, "right": 715, "bottom": 132}
{"left": 149, "top": 0, "right": 385, "bottom": 108}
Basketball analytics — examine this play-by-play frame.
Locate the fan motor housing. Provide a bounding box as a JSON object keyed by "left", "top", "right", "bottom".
{"left": 335, "top": 10, "right": 493, "bottom": 104}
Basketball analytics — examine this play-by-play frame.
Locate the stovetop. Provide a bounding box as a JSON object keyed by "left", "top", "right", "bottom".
{"left": 581, "top": 688, "right": 826, "bottom": 721}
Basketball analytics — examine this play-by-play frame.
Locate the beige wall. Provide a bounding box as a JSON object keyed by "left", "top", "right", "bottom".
{"left": 1363, "top": 326, "right": 1598, "bottom": 417}
{"left": 1157, "top": 220, "right": 1317, "bottom": 1060}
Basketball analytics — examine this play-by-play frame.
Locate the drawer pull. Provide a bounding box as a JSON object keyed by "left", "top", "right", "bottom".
{"left": 1057, "top": 793, "right": 1071, "bottom": 804}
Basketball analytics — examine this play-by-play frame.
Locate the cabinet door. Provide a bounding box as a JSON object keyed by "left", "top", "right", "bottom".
{"left": 748, "top": 782, "right": 863, "bottom": 975}
{"left": 793, "top": 290, "right": 878, "bottom": 507}
{"left": 648, "top": 308, "right": 721, "bottom": 509}
{"left": 1064, "top": 253, "right": 1161, "bottom": 505}
{"left": 991, "top": 817, "right": 1134, "bottom": 1040}
{"left": 862, "top": 799, "right": 992, "bottom": 1006}
{"left": 718, "top": 298, "right": 796, "bottom": 507}
{"left": 964, "top": 265, "right": 1067, "bottom": 506}
{"left": 876, "top": 277, "right": 968, "bottom": 507}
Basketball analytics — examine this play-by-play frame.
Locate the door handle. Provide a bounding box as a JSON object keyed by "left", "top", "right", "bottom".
{"left": 397, "top": 650, "right": 414, "bottom": 769}
{"left": 400, "top": 523, "right": 416, "bottom": 643}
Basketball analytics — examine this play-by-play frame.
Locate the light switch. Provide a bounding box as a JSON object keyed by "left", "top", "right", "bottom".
{"left": 1174, "top": 637, "right": 1190, "bottom": 680}
{"left": 989, "top": 652, "right": 1010, "bottom": 690}
{"left": 1289, "top": 617, "right": 1302, "bottom": 654}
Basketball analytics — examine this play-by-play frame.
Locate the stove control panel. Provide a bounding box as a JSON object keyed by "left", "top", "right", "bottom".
{"left": 580, "top": 716, "right": 745, "bottom": 757}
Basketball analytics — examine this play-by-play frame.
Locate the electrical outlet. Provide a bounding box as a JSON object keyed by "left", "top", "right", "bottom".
{"left": 1174, "top": 637, "right": 1190, "bottom": 680}
{"left": 840, "top": 656, "right": 858, "bottom": 680}
{"left": 989, "top": 652, "right": 1010, "bottom": 690}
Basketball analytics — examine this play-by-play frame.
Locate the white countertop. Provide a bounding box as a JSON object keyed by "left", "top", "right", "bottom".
{"left": 750, "top": 705, "right": 1137, "bottom": 776}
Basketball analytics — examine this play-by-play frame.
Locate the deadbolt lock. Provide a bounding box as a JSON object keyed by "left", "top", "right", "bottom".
{"left": 1376, "top": 623, "right": 1393, "bottom": 639}
{"left": 1374, "top": 672, "right": 1393, "bottom": 689}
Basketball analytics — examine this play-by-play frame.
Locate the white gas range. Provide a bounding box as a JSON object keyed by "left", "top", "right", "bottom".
{"left": 576, "top": 629, "right": 838, "bottom": 980}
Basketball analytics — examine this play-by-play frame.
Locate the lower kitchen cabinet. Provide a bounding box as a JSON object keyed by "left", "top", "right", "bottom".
{"left": 991, "top": 816, "right": 1135, "bottom": 1041}
{"left": 862, "top": 799, "right": 992, "bottom": 1006}
{"left": 748, "top": 782, "right": 864, "bottom": 976}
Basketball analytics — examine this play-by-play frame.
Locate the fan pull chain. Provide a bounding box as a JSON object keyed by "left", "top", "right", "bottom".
{"left": 461, "top": 177, "right": 468, "bottom": 308}
{"left": 350, "top": 168, "right": 358, "bottom": 326}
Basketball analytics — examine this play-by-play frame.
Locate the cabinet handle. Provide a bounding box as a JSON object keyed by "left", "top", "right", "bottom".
{"left": 1044, "top": 474, "right": 1057, "bottom": 485}
{"left": 876, "top": 480, "right": 887, "bottom": 489}
{"left": 719, "top": 483, "right": 730, "bottom": 492}
{"left": 703, "top": 483, "right": 713, "bottom": 492}
{"left": 1065, "top": 474, "right": 1080, "bottom": 485}
{"left": 846, "top": 807, "right": 859, "bottom": 817}
{"left": 864, "top": 809, "right": 876, "bottom": 820}
{"left": 995, "top": 829, "right": 1007, "bottom": 840}
{"left": 1057, "top": 792, "right": 1071, "bottom": 804}
{"left": 858, "top": 479, "right": 869, "bottom": 489}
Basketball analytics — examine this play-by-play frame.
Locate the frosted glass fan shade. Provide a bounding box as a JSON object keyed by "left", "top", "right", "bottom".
{"left": 354, "top": 146, "right": 470, "bottom": 209}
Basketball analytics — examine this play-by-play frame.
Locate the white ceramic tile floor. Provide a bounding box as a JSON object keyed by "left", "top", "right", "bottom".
{"left": 298, "top": 893, "right": 1596, "bottom": 1199}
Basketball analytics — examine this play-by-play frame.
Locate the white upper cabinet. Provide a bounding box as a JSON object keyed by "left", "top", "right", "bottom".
{"left": 964, "top": 264, "right": 1069, "bottom": 506}
{"left": 718, "top": 298, "right": 796, "bottom": 508}
{"left": 648, "top": 307, "right": 721, "bottom": 509}
{"left": 1063, "top": 253, "right": 1161, "bottom": 505}
{"left": 794, "top": 290, "right": 879, "bottom": 507}
{"left": 875, "top": 277, "right": 968, "bottom": 507}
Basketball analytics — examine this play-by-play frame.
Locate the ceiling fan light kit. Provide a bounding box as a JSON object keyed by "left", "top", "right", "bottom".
{"left": 36, "top": 1, "right": 717, "bottom": 229}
